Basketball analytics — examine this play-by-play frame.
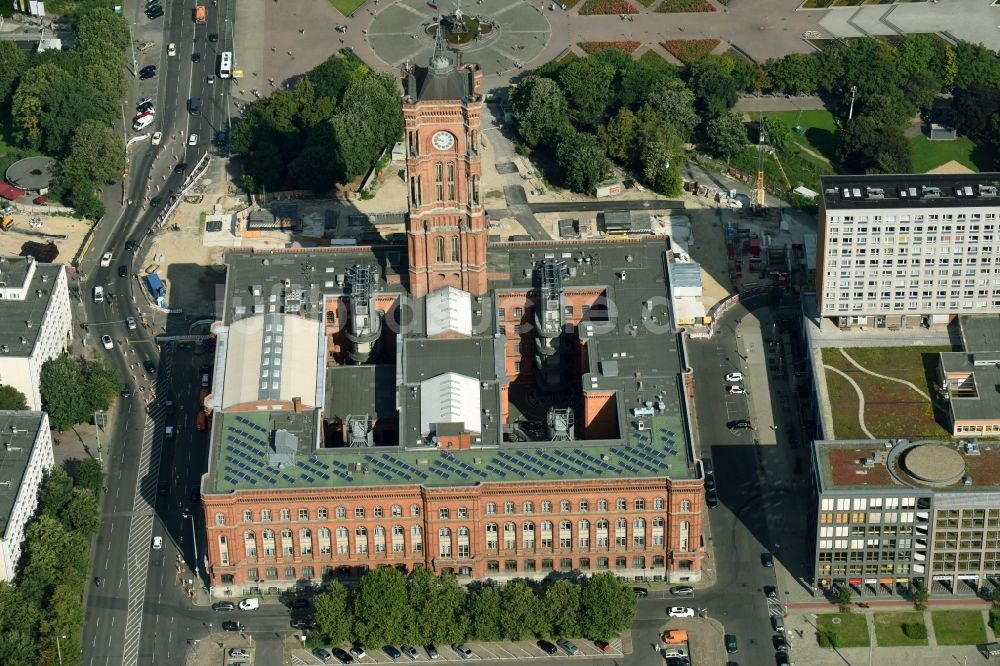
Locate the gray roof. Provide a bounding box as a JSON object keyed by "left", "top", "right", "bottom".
{"left": 670, "top": 262, "right": 702, "bottom": 289}
{"left": 940, "top": 351, "right": 1000, "bottom": 422}
{"left": 820, "top": 173, "right": 1000, "bottom": 211}
{"left": 0, "top": 260, "right": 63, "bottom": 356}
{"left": 0, "top": 411, "right": 47, "bottom": 537}
{"left": 959, "top": 315, "right": 1000, "bottom": 353}
{"left": 407, "top": 65, "right": 472, "bottom": 102}
{"left": 208, "top": 239, "right": 699, "bottom": 494}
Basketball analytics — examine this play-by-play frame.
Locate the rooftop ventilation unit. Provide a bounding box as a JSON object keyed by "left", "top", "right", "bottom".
{"left": 866, "top": 187, "right": 885, "bottom": 199}
{"left": 979, "top": 185, "right": 999, "bottom": 198}
{"left": 921, "top": 186, "right": 942, "bottom": 198}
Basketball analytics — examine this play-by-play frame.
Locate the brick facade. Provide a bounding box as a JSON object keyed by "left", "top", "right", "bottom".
{"left": 204, "top": 477, "right": 704, "bottom": 596}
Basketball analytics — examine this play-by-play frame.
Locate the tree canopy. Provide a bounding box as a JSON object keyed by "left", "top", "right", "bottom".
{"left": 0, "top": 384, "right": 28, "bottom": 410}
{"left": 39, "top": 354, "right": 120, "bottom": 431}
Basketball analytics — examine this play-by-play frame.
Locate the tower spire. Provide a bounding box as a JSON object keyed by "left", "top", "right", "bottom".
{"left": 429, "top": 15, "right": 452, "bottom": 74}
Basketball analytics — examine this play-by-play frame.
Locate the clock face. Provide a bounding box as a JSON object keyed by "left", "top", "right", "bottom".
{"left": 431, "top": 131, "right": 455, "bottom": 151}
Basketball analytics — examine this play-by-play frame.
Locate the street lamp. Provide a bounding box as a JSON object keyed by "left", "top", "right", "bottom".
{"left": 189, "top": 513, "right": 200, "bottom": 583}
{"left": 848, "top": 85, "right": 858, "bottom": 122}
{"left": 55, "top": 634, "right": 67, "bottom": 666}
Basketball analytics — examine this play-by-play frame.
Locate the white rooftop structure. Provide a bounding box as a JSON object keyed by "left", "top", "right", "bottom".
{"left": 419, "top": 372, "right": 481, "bottom": 435}
{"left": 425, "top": 286, "right": 473, "bottom": 338}
{"left": 217, "top": 314, "right": 324, "bottom": 410}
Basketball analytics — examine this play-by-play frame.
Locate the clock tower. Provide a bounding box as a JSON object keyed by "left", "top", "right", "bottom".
{"left": 401, "top": 33, "right": 487, "bottom": 297}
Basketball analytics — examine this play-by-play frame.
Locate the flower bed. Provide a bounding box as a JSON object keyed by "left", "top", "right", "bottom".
{"left": 579, "top": 0, "right": 640, "bottom": 14}
{"left": 660, "top": 38, "right": 720, "bottom": 64}
{"left": 578, "top": 41, "right": 641, "bottom": 54}
{"left": 656, "top": 0, "right": 717, "bottom": 11}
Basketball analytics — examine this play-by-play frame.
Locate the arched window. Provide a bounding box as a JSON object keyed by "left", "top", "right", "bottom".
{"left": 578, "top": 520, "right": 590, "bottom": 548}
{"left": 559, "top": 520, "right": 572, "bottom": 548}
{"left": 616, "top": 498, "right": 626, "bottom": 511}
{"left": 355, "top": 526, "right": 368, "bottom": 554}
{"left": 436, "top": 237, "right": 445, "bottom": 262}
{"left": 439, "top": 527, "right": 452, "bottom": 557}
{"left": 244, "top": 530, "right": 257, "bottom": 558}
{"left": 452, "top": 236, "right": 459, "bottom": 262}
{"left": 447, "top": 162, "right": 455, "bottom": 200}
{"left": 522, "top": 521, "right": 535, "bottom": 549}
{"left": 523, "top": 501, "right": 534, "bottom": 513}
{"left": 632, "top": 518, "right": 645, "bottom": 547}
{"left": 540, "top": 521, "right": 553, "bottom": 548}
{"left": 435, "top": 162, "right": 443, "bottom": 199}
{"left": 680, "top": 500, "right": 692, "bottom": 512}
{"left": 281, "top": 529, "right": 294, "bottom": 556}
{"left": 411, "top": 504, "right": 421, "bottom": 517}
{"left": 653, "top": 497, "right": 664, "bottom": 510}
{"left": 504, "top": 522, "right": 516, "bottom": 549}
{"left": 299, "top": 528, "right": 313, "bottom": 555}
{"left": 486, "top": 502, "right": 497, "bottom": 515}
{"left": 392, "top": 505, "right": 402, "bottom": 517}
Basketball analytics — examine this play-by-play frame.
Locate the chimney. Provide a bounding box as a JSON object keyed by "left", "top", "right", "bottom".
{"left": 292, "top": 397, "right": 302, "bottom": 413}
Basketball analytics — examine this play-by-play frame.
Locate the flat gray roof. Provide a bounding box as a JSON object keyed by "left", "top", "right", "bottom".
{"left": 821, "top": 173, "right": 1000, "bottom": 211}
{"left": 940, "top": 351, "right": 1000, "bottom": 422}
{"left": 325, "top": 365, "right": 397, "bottom": 423}
{"left": 0, "top": 411, "right": 46, "bottom": 536}
{"left": 959, "top": 315, "right": 1000, "bottom": 353}
{"left": 0, "top": 261, "right": 62, "bottom": 355}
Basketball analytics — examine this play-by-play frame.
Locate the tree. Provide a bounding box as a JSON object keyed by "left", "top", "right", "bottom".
{"left": 705, "top": 112, "right": 748, "bottom": 161}
{"left": 555, "top": 130, "right": 610, "bottom": 194}
{"left": 902, "top": 69, "right": 941, "bottom": 114}
{"left": 0, "top": 384, "right": 27, "bottom": 410}
{"left": 18, "top": 515, "right": 89, "bottom": 606}
{"left": 558, "top": 56, "right": 617, "bottom": 128}
{"left": 758, "top": 116, "right": 790, "bottom": 152}
{"left": 616, "top": 55, "right": 678, "bottom": 110}
{"left": 836, "top": 115, "right": 912, "bottom": 174}
{"left": 579, "top": 573, "right": 636, "bottom": 639}
{"left": 510, "top": 76, "right": 571, "bottom": 148}
{"left": 766, "top": 53, "right": 821, "bottom": 96}
{"left": 640, "top": 137, "right": 683, "bottom": 196}
{"left": 498, "top": 580, "right": 544, "bottom": 641}
{"left": 466, "top": 585, "right": 502, "bottom": 641}
{"left": 313, "top": 581, "right": 352, "bottom": 645}
{"left": 0, "top": 41, "right": 27, "bottom": 102}
{"left": 952, "top": 40, "right": 1000, "bottom": 92}
{"left": 74, "top": 458, "right": 104, "bottom": 498}
{"left": 39, "top": 468, "right": 74, "bottom": 519}
{"left": 836, "top": 37, "right": 902, "bottom": 98}
{"left": 63, "top": 489, "right": 101, "bottom": 536}
{"left": 40, "top": 355, "right": 119, "bottom": 430}
{"left": 951, "top": 85, "right": 1000, "bottom": 141}
{"left": 408, "top": 568, "right": 468, "bottom": 645}
{"left": 642, "top": 79, "right": 699, "bottom": 141}
{"left": 912, "top": 582, "right": 929, "bottom": 611}
{"left": 686, "top": 59, "right": 738, "bottom": 120}
{"left": 352, "top": 567, "right": 413, "bottom": 647}
{"left": 893, "top": 34, "right": 938, "bottom": 80}
{"left": 541, "top": 579, "right": 581, "bottom": 638}
{"left": 11, "top": 64, "right": 72, "bottom": 149}
{"left": 309, "top": 53, "right": 369, "bottom": 103}
{"left": 75, "top": 9, "right": 130, "bottom": 53}
{"left": 836, "top": 585, "right": 853, "bottom": 611}
{"left": 63, "top": 120, "right": 125, "bottom": 186}
{"left": 597, "top": 108, "right": 638, "bottom": 163}
{"left": 83, "top": 357, "right": 121, "bottom": 414}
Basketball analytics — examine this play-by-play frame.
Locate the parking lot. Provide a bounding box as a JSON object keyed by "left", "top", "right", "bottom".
{"left": 291, "top": 638, "right": 625, "bottom": 665}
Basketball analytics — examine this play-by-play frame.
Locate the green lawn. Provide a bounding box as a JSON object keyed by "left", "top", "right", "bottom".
{"left": 910, "top": 133, "right": 996, "bottom": 173}
{"left": 328, "top": 0, "right": 365, "bottom": 16}
{"left": 817, "top": 612, "right": 871, "bottom": 648}
{"left": 932, "top": 610, "right": 987, "bottom": 645}
{"left": 873, "top": 612, "right": 928, "bottom": 646}
{"left": 766, "top": 110, "right": 840, "bottom": 162}
{"left": 638, "top": 49, "right": 676, "bottom": 73}
{"left": 822, "top": 366, "right": 869, "bottom": 440}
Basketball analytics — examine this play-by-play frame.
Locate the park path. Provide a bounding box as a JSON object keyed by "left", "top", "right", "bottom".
{"left": 837, "top": 348, "right": 932, "bottom": 402}
{"left": 824, "top": 364, "right": 876, "bottom": 439}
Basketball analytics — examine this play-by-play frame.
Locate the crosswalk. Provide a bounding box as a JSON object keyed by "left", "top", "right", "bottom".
{"left": 120, "top": 359, "right": 172, "bottom": 666}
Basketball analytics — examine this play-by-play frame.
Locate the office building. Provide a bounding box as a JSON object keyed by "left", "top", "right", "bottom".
{"left": 817, "top": 173, "right": 1000, "bottom": 329}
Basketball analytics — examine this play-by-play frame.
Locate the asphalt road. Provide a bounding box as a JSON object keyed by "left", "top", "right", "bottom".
{"left": 684, "top": 301, "right": 784, "bottom": 666}
{"left": 81, "top": 0, "right": 236, "bottom": 664}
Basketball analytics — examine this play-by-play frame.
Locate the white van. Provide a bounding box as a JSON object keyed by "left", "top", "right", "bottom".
{"left": 165, "top": 425, "right": 174, "bottom": 439}
{"left": 93, "top": 286, "right": 104, "bottom": 303}
{"left": 132, "top": 112, "right": 155, "bottom": 131}
{"left": 238, "top": 597, "right": 260, "bottom": 611}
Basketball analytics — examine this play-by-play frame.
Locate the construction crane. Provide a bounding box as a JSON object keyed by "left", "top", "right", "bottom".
{"left": 755, "top": 113, "right": 766, "bottom": 215}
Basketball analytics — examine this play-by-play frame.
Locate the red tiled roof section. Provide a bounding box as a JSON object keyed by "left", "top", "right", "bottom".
{"left": 0, "top": 182, "right": 25, "bottom": 201}
{"left": 828, "top": 447, "right": 893, "bottom": 487}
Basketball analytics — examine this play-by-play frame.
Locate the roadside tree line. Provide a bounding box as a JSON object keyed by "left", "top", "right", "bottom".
{"left": 0, "top": 8, "right": 130, "bottom": 218}
{"left": 509, "top": 36, "right": 999, "bottom": 196}
{"left": 310, "top": 567, "right": 638, "bottom": 649}
{"left": 40, "top": 353, "right": 120, "bottom": 431}
{"left": 0, "top": 459, "right": 104, "bottom": 666}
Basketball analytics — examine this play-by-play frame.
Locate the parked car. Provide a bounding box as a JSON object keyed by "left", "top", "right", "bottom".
{"left": 119, "top": 265, "right": 128, "bottom": 278}
{"left": 706, "top": 488, "right": 719, "bottom": 508}
{"left": 537, "top": 640, "right": 557, "bottom": 655}
{"left": 702, "top": 459, "right": 714, "bottom": 475}
{"left": 705, "top": 475, "right": 716, "bottom": 491}
{"left": 727, "top": 419, "right": 753, "bottom": 429}
{"left": 633, "top": 586, "right": 649, "bottom": 597}
{"left": 383, "top": 646, "right": 401, "bottom": 661}
{"left": 775, "top": 652, "right": 790, "bottom": 666}
{"left": 773, "top": 634, "right": 788, "bottom": 651}
{"left": 312, "top": 648, "right": 332, "bottom": 663}
{"left": 101, "top": 335, "right": 114, "bottom": 350}
{"left": 192, "top": 52, "right": 201, "bottom": 62}
{"left": 143, "top": 360, "right": 157, "bottom": 374}
{"left": 400, "top": 646, "right": 419, "bottom": 660}
{"left": 331, "top": 648, "right": 353, "bottom": 664}
{"left": 151, "top": 131, "right": 162, "bottom": 145}
{"left": 557, "top": 639, "right": 580, "bottom": 656}
{"left": 728, "top": 385, "right": 746, "bottom": 395}
{"left": 771, "top": 615, "right": 784, "bottom": 632}
{"left": 350, "top": 644, "right": 367, "bottom": 660}
{"left": 221, "top": 621, "right": 244, "bottom": 632}
{"left": 425, "top": 645, "right": 440, "bottom": 660}
{"left": 292, "top": 620, "right": 314, "bottom": 630}
{"left": 764, "top": 586, "right": 778, "bottom": 599}
{"left": 668, "top": 607, "right": 695, "bottom": 618}
{"left": 238, "top": 597, "right": 259, "bottom": 610}
{"left": 761, "top": 552, "right": 774, "bottom": 567}
{"left": 725, "top": 634, "right": 738, "bottom": 654}
{"left": 670, "top": 586, "right": 695, "bottom": 596}
{"left": 211, "top": 601, "right": 234, "bottom": 611}
{"left": 594, "top": 640, "right": 610, "bottom": 651}
{"left": 151, "top": 535, "right": 162, "bottom": 549}
{"left": 452, "top": 644, "right": 473, "bottom": 659}
{"left": 725, "top": 372, "right": 743, "bottom": 382}
{"left": 291, "top": 598, "right": 310, "bottom": 610}
{"left": 229, "top": 648, "right": 250, "bottom": 658}
{"left": 136, "top": 97, "right": 152, "bottom": 109}
{"left": 126, "top": 316, "right": 137, "bottom": 331}
{"left": 125, "top": 239, "right": 138, "bottom": 252}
